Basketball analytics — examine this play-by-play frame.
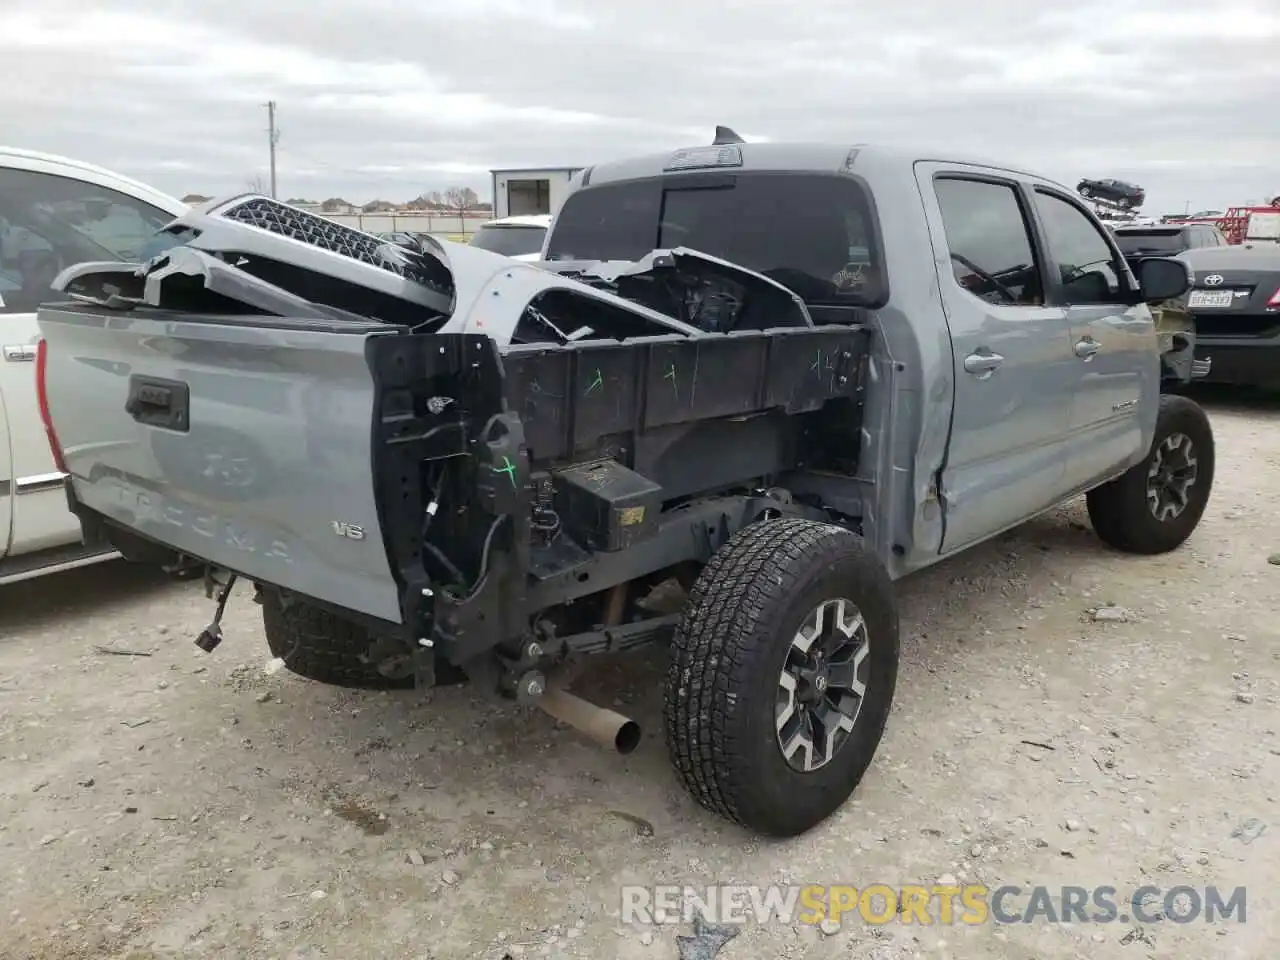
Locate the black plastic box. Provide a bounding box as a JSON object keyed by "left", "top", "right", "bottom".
{"left": 552, "top": 460, "right": 663, "bottom": 552}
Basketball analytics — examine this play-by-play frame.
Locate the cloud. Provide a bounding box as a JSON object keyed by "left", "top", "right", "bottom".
{"left": 1, "top": 0, "right": 1276, "bottom": 210}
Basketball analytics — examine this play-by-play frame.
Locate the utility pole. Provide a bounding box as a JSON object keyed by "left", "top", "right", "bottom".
{"left": 265, "top": 101, "right": 279, "bottom": 198}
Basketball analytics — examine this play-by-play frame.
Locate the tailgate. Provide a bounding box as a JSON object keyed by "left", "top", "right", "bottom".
{"left": 37, "top": 303, "right": 407, "bottom": 624}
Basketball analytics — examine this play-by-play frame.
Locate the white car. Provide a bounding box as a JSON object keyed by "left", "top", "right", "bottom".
{"left": 468, "top": 214, "right": 551, "bottom": 261}
{"left": 1, "top": 147, "right": 187, "bottom": 584}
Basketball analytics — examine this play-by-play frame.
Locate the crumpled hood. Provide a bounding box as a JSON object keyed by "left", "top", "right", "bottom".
{"left": 52, "top": 196, "right": 811, "bottom": 346}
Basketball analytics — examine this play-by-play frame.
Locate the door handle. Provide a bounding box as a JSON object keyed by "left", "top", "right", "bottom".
{"left": 1074, "top": 337, "right": 1100, "bottom": 359}
{"left": 3, "top": 344, "right": 36, "bottom": 363}
{"left": 963, "top": 351, "right": 1004, "bottom": 378}
{"left": 126, "top": 375, "right": 190, "bottom": 431}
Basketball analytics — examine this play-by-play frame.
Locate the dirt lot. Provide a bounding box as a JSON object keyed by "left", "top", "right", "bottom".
{"left": 2, "top": 390, "right": 1277, "bottom": 960}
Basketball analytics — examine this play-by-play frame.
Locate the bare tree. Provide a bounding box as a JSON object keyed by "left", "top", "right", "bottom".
{"left": 406, "top": 191, "right": 448, "bottom": 212}
{"left": 443, "top": 186, "right": 479, "bottom": 231}
{"left": 246, "top": 174, "right": 268, "bottom": 194}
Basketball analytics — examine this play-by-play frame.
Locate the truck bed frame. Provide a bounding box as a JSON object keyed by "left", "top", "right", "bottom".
{"left": 365, "top": 323, "right": 871, "bottom": 689}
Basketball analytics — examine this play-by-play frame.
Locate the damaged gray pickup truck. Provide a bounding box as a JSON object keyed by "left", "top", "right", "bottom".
{"left": 34, "top": 133, "right": 1214, "bottom": 837}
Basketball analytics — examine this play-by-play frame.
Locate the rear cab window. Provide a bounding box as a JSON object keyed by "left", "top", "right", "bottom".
{"left": 932, "top": 176, "right": 1045, "bottom": 305}
{"left": 545, "top": 171, "right": 885, "bottom": 309}
{"left": 1113, "top": 228, "right": 1190, "bottom": 256}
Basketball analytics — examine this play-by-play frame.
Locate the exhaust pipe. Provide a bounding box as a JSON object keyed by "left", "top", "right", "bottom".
{"left": 535, "top": 686, "right": 641, "bottom": 754}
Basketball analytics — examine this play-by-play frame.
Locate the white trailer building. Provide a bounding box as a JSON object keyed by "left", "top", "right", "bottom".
{"left": 490, "top": 167, "right": 583, "bottom": 220}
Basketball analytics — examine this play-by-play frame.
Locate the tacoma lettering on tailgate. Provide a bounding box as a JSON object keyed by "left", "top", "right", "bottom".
{"left": 99, "top": 479, "right": 293, "bottom": 563}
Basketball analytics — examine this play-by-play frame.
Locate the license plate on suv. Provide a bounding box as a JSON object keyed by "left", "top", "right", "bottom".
{"left": 1188, "top": 289, "right": 1235, "bottom": 308}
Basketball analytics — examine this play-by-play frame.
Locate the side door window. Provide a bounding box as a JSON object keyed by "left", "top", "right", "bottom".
{"left": 933, "top": 177, "right": 1044, "bottom": 305}
{"left": 0, "top": 167, "right": 174, "bottom": 314}
{"left": 1030, "top": 189, "right": 1129, "bottom": 305}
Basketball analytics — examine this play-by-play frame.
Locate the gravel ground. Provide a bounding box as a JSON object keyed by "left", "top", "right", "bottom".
{"left": 1, "top": 389, "right": 1277, "bottom": 960}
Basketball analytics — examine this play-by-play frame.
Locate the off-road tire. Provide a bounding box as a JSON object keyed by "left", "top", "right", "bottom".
{"left": 663, "top": 517, "right": 899, "bottom": 837}
{"left": 1086, "top": 394, "right": 1215, "bottom": 555}
{"left": 261, "top": 590, "right": 415, "bottom": 690}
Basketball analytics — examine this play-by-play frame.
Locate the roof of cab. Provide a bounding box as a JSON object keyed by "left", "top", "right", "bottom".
{"left": 0, "top": 145, "right": 188, "bottom": 215}
{"left": 577, "top": 139, "right": 1073, "bottom": 196}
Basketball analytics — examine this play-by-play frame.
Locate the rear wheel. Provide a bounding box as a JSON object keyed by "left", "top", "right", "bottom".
{"left": 261, "top": 590, "right": 416, "bottom": 690}
{"left": 663, "top": 518, "right": 899, "bottom": 837}
{"left": 1086, "top": 394, "right": 1215, "bottom": 554}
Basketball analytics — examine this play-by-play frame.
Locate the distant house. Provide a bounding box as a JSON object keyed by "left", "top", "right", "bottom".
{"left": 316, "top": 197, "right": 358, "bottom": 215}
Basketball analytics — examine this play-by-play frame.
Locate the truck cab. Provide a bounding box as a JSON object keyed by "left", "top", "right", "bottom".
{"left": 542, "top": 142, "right": 1182, "bottom": 560}
{"left": 0, "top": 147, "right": 186, "bottom": 584}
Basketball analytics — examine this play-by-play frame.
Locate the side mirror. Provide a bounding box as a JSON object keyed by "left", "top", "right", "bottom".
{"left": 1136, "top": 256, "right": 1191, "bottom": 304}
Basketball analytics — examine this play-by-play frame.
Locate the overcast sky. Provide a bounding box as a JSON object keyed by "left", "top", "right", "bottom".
{"left": 2, "top": 0, "right": 1276, "bottom": 214}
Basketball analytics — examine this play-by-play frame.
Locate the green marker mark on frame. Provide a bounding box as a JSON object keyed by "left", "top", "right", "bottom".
{"left": 492, "top": 455, "right": 518, "bottom": 489}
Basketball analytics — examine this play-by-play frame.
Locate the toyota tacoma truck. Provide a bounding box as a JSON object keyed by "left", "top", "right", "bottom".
{"left": 34, "top": 134, "right": 1213, "bottom": 838}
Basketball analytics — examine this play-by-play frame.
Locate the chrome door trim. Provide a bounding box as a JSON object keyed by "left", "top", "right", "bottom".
{"left": 15, "top": 472, "right": 67, "bottom": 495}
{"left": 3, "top": 344, "right": 37, "bottom": 362}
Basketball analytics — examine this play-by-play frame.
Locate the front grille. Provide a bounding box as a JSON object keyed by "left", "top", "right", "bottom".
{"left": 217, "top": 197, "right": 450, "bottom": 295}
